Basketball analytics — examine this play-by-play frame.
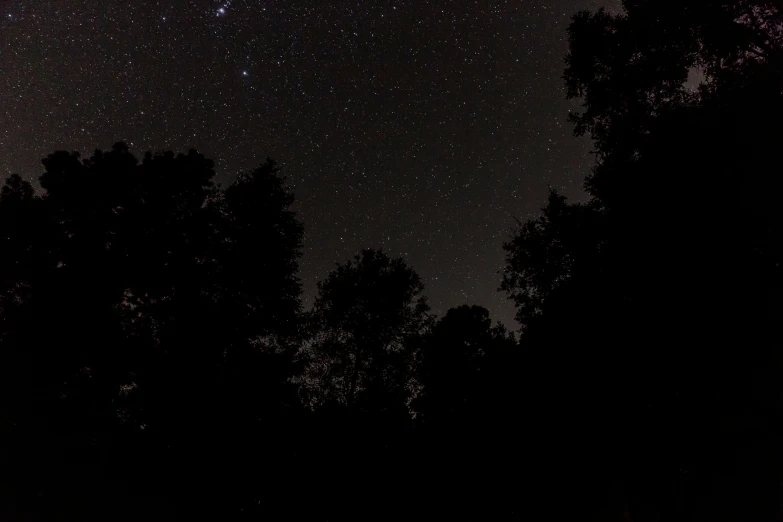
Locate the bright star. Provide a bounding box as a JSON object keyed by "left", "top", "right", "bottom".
{"left": 242, "top": 71, "right": 249, "bottom": 76}
{"left": 217, "top": 7, "right": 225, "bottom": 15}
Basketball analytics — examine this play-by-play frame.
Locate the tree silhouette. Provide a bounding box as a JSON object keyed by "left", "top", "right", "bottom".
{"left": 407, "top": 305, "right": 522, "bottom": 520}
{"left": 413, "top": 304, "right": 516, "bottom": 425}
{"left": 295, "top": 249, "right": 432, "bottom": 414}
{"left": 287, "top": 250, "right": 434, "bottom": 521}
{"left": 0, "top": 144, "right": 306, "bottom": 520}
{"left": 209, "top": 157, "right": 303, "bottom": 434}
{"left": 503, "top": 2, "right": 783, "bottom": 520}
{"left": 564, "top": 0, "right": 783, "bottom": 203}
{"left": 500, "top": 191, "right": 605, "bottom": 329}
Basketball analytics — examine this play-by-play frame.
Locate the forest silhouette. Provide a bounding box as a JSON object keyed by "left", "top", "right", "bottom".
{"left": 1, "top": 1, "right": 782, "bottom": 520}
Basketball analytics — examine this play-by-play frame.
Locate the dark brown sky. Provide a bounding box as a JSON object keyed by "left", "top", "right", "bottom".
{"left": 1, "top": 0, "right": 619, "bottom": 327}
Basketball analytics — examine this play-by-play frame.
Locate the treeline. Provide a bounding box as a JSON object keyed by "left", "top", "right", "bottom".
{"left": 1, "top": 1, "right": 782, "bottom": 520}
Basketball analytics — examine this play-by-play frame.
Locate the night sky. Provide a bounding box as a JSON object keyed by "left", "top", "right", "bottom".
{"left": 1, "top": 0, "right": 619, "bottom": 327}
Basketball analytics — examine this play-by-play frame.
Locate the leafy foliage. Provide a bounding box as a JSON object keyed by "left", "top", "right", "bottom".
{"left": 501, "top": 191, "right": 605, "bottom": 328}
{"left": 503, "top": 1, "right": 783, "bottom": 519}
{"left": 295, "top": 249, "right": 432, "bottom": 413}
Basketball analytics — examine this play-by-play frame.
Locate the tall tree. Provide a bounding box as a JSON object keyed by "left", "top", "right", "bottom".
{"left": 413, "top": 305, "right": 516, "bottom": 426}
{"left": 290, "top": 250, "right": 432, "bottom": 522}
{"left": 503, "top": 2, "right": 783, "bottom": 520}
{"left": 500, "top": 191, "right": 605, "bottom": 329}
{"left": 296, "top": 249, "right": 432, "bottom": 414}
{"left": 211, "top": 157, "right": 304, "bottom": 423}
{"left": 0, "top": 144, "right": 306, "bottom": 520}
{"left": 564, "top": 0, "right": 783, "bottom": 203}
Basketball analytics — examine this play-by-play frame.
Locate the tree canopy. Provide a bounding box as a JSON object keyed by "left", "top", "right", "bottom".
{"left": 295, "top": 249, "right": 432, "bottom": 414}
{"left": 501, "top": 1, "right": 783, "bottom": 519}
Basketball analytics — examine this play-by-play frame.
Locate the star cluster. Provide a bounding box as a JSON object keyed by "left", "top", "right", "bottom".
{"left": 0, "top": 0, "right": 618, "bottom": 327}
